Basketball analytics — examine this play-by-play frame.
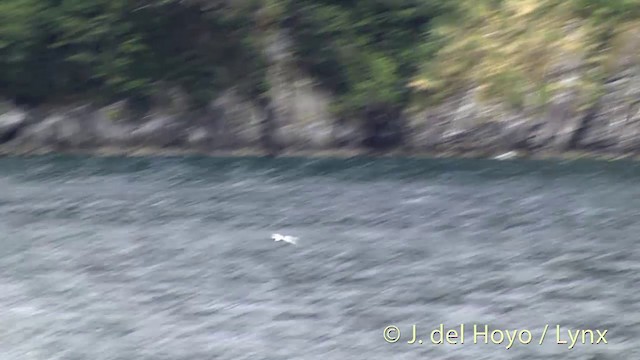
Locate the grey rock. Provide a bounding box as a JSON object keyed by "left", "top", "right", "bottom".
{"left": 332, "top": 119, "right": 362, "bottom": 148}
{"left": 577, "top": 69, "right": 640, "bottom": 153}
{"left": 6, "top": 30, "right": 640, "bottom": 158}
{"left": 92, "top": 105, "right": 137, "bottom": 145}
{"left": 0, "top": 104, "right": 28, "bottom": 143}
{"left": 18, "top": 106, "right": 96, "bottom": 148}
{"left": 186, "top": 127, "right": 212, "bottom": 148}
{"left": 405, "top": 60, "right": 590, "bottom": 155}
{"left": 130, "top": 116, "right": 185, "bottom": 148}
{"left": 207, "top": 88, "right": 263, "bottom": 148}
{"left": 265, "top": 30, "right": 339, "bottom": 149}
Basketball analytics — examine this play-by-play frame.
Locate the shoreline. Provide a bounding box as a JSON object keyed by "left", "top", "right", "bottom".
{"left": 1, "top": 144, "right": 638, "bottom": 162}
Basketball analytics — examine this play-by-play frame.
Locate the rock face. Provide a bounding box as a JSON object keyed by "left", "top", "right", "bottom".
{"left": 264, "top": 30, "right": 357, "bottom": 150}
{"left": 2, "top": 31, "right": 640, "bottom": 158}
{"left": 0, "top": 103, "right": 27, "bottom": 143}
{"left": 405, "top": 53, "right": 592, "bottom": 156}
{"left": 576, "top": 28, "right": 640, "bottom": 154}
{"left": 204, "top": 88, "right": 264, "bottom": 149}
{"left": 576, "top": 69, "right": 640, "bottom": 153}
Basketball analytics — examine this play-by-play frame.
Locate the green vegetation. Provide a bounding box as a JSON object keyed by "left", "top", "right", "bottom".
{"left": 1, "top": 0, "right": 640, "bottom": 117}
{"left": 282, "top": 0, "right": 453, "bottom": 116}
{"left": 0, "top": 0, "right": 265, "bottom": 107}
{"left": 409, "top": 0, "right": 640, "bottom": 110}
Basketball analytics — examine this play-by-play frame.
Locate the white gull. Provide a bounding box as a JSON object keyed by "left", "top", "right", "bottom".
{"left": 271, "top": 233, "right": 298, "bottom": 245}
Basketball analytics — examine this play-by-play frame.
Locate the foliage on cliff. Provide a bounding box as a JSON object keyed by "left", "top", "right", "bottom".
{"left": 409, "top": 0, "right": 640, "bottom": 110}
{"left": 0, "top": 0, "right": 265, "bottom": 106}
{"left": 1, "top": 0, "right": 640, "bottom": 117}
{"left": 280, "top": 0, "right": 453, "bottom": 116}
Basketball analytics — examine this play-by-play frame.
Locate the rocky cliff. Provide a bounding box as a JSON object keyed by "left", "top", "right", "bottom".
{"left": 1, "top": 29, "right": 640, "bottom": 160}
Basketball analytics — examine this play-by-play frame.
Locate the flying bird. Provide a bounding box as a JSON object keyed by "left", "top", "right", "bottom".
{"left": 272, "top": 233, "right": 298, "bottom": 245}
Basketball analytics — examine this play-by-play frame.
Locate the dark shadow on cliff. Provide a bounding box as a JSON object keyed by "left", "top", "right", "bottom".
{"left": 360, "top": 103, "right": 406, "bottom": 152}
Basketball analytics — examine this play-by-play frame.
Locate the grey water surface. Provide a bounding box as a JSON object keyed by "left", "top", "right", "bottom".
{"left": 0, "top": 155, "right": 638, "bottom": 360}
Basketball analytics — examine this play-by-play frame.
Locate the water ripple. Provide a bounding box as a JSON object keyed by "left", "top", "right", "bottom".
{"left": 0, "top": 156, "right": 639, "bottom": 359}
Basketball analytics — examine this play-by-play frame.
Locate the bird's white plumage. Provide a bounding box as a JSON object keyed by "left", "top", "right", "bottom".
{"left": 272, "top": 233, "right": 298, "bottom": 245}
